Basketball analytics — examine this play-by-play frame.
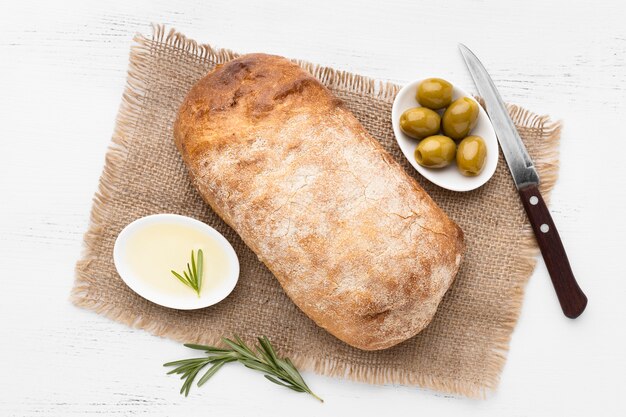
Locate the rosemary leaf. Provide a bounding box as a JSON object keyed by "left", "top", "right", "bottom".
{"left": 197, "top": 249, "right": 203, "bottom": 291}
{"left": 222, "top": 338, "right": 258, "bottom": 361}
{"left": 264, "top": 375, "right": 304, "bottom": 391}
{"left": 190, "top": 250, "right": 196, "bottom": 283}
{"left": 257, "top": 336, "right": 279, "bottom": 367}
{"left": 197, "top": 359, "right": 232, "bottom": 386}
{"left": 164, "top": 357, "right": 209, "bottom": 368}
{"left": 186, "top": 263, "right": 194, "bottom": 286}
{"left": 170, "top": 270, "right": 189, "bottom": 287}
{"left": 183, "top": 343, "right": 230, "bottom": 354}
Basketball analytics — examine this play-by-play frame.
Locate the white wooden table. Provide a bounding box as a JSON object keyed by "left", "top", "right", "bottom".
{"left": 1, "top": 0, "right": 625, "bottom": 415}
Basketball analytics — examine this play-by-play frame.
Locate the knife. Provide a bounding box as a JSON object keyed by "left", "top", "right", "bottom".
{"left": 459, "top": 44, "right": 587, "bottom": 318}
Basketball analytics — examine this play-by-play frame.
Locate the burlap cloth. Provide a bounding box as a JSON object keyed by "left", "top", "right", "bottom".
{"left": 72, "top": 25, "right": 562, "bottom": 398}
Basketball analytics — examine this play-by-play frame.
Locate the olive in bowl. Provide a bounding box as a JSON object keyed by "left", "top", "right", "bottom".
{"left": 399, "top": 107, "right": 440, "bottom": 139}
{"left": 417, "top": 78, "right": 453, "bottom": 110}
{"left": 442, "top": 97, "right": 479, "bottom": 140}
{"left": 456, "top": 135, "right": 487, "bottom": 176}
{"left": 414, "top": 135, "right": 456, "bottom": 168}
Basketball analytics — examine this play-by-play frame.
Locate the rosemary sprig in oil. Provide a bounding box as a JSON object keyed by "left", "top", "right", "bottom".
{"left": 170, "top": 249, "right": 203, "bottom": 297}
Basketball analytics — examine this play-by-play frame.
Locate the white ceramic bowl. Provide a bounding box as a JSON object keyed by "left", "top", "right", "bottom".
{"left": 391, "top": 79, "right": 498, "bottom": 192}
{"left": 113, "top": 214, "right": 240, "bottom": 310}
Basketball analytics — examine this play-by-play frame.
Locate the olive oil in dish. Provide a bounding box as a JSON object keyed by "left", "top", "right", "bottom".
{"left": 113, "top": 214, "right": 239, "bottom": 310}
{"left": 124, "top": 221, "right": 230, "bottom": 297}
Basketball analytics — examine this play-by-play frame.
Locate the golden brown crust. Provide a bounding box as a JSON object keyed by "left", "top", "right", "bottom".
{"left": 174, "top": 54, "right": 465, "bottom": 350}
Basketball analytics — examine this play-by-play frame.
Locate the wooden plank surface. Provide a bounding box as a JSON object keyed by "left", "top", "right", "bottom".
{"left": 1, "top": 0, "right": 625, "bottom": 415}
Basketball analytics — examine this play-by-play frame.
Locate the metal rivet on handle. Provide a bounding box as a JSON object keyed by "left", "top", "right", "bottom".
{"left": 540, "top": 224, "right": 550, "bottom": 233}
{"left": 530, "top": 196, "right": 539, "bottom": 205}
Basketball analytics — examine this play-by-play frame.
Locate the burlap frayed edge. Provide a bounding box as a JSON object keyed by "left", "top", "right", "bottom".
{"left": 71, "top": 35, "right": 149, "bottom": 309}
{"left": 71, "top": 24, "right": 562, "bottom": 399}
{"left": 462, "top": 109, "right": 562, "bottom": 397}
{"left": 150, "top": 24, "right": 401, "bottom": 101}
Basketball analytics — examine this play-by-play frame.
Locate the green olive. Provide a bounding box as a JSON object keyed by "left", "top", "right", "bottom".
{"left": 456, "top": 135, "right": 487, "bottom": 176}
{"left": 414, "top": 135, "right": 457, "bottom": 168}
{"left": 416, "top": 78, "right": 453, "bottom": 110}
{"left": 400, "top": 107, "right": 441, "bottom": 139}
{"left": 442, "top": 97, "right": 479, "bottom": 139}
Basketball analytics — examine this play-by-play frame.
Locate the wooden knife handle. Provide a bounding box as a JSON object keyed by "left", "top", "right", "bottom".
{"left": 518, "top": 184, "right": 587, "bottom": 318}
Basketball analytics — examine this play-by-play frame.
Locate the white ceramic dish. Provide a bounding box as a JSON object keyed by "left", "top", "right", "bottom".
{"left": 391, "top": 79, "right": 498, "bottom": 192}
{"left": 113, "top": 214, "right": 240, "bottom": 310}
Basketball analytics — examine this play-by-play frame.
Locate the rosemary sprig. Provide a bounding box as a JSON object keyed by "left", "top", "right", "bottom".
{"left": 170, "top": 249, "right": 203, "bottom": 297}
{"left": 164, "top": 335, "right": 323, "bottom": 402}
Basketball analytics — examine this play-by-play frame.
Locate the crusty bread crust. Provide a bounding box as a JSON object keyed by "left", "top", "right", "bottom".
{"left": 174, "top": 54, "right": 465, "bottom": 350}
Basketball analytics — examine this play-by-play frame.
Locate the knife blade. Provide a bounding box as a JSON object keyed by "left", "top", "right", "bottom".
{"left": 459, "top": 44, "right": 587, "bottom": 318}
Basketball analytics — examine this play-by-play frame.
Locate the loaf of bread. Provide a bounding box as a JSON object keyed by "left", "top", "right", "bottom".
{"left": 174, "top": 54, "right": 464, "bottom": 350}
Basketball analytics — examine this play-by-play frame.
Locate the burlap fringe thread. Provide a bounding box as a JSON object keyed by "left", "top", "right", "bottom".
{"left": 71, "top": 24, "right": 562, "bottom": 398}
